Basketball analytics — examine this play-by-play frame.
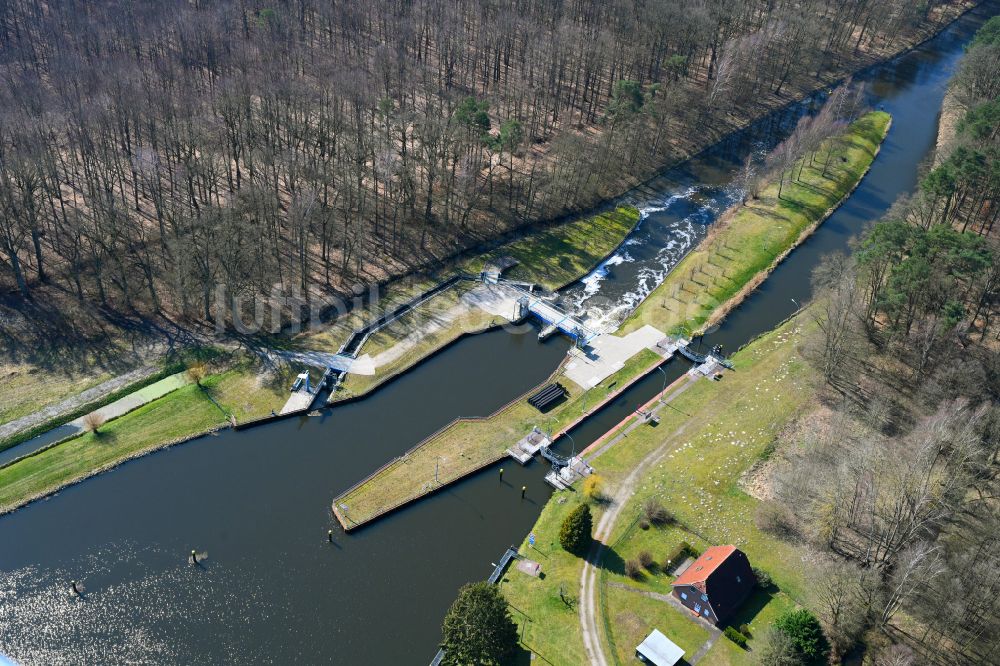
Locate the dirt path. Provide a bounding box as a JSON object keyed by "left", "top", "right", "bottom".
{"left": 578, "top": 377, "right": 697, "bottom": 665}
{"left": 0, "top": 365, "right": 160, "bottom": 442}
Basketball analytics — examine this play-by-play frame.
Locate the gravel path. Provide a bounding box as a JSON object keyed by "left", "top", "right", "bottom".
{"left": 0, "top": 365, "right": 160, "bottom": 442}
{"left": 578, "top": 377, "right": 697, "bottom": 666}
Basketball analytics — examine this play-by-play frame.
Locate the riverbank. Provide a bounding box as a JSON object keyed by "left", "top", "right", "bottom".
{"left": 0, "top": 356, "right": 291, "bottom": 514}
{"left": 0, "top": 208, "right": 639, "bottom": 516}
{"left": 331, "top": 112, "right": 890, "bottom": 532}
{"left": 934, "top": 86, "right": 966, "bottom": 166}
{"left": 502, "top": 310, "right": 820, "bottom": 666}
{"left": 621, "top": 111, "right": 891, "bottom": 337}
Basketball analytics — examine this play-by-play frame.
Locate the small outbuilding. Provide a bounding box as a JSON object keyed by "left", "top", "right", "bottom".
{"left": 671, "top": 544, "right": 755, "bottom": 625}
{"left": 635, "top": 629, "right": 684, "bottom": 666}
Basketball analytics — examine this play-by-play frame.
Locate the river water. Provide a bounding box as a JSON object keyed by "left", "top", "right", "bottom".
{"left": 1, "top": 5, "right": 995, "bottom": 663}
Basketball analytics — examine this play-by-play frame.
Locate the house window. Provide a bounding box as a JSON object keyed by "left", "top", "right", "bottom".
{"left": 701, "top": 594, "right": 708, "bottom": 602}
{"left": 694, "top": 604, "right": 702, "bottom": 613}
{"left": 680, "top": 592, "right": 687, "bottom": 600}
{"left": 703, "top": 609, "right": 710, "bottom": 617}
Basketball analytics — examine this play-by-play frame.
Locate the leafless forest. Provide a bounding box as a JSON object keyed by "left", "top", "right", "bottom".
{"left": 0, "top": 0, "right": 967, "bottom": 327}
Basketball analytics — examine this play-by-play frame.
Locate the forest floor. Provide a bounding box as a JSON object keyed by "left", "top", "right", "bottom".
{"left": 332, "top": 113, "right": 889, "bottom": 531}
{"left": 620, "top": 111, "right": 891, "bottom": 337}
{"left": 501, "top": 310, "right": 818, "bottom": 666}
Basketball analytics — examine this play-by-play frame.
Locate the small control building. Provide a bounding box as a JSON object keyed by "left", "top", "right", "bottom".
{"left": 635, "top": 629, "right": 684, "bottom": 666}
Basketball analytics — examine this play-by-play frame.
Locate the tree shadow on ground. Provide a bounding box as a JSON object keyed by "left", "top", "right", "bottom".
{"left": 505, "top": 643, "right": 556, "bottom": 666}
{"left": 591, "top": 541, "right": 626, "bottom": 575}
{"left": 91, "top": 430, "right": 119, "bottom": 445}
{"left": 0, "top": 293, "right": 206, "bottom": 379}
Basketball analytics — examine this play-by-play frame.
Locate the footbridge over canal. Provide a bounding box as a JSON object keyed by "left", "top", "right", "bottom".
{"left": 504, "top": 283, "right": 601, "bottom": 346}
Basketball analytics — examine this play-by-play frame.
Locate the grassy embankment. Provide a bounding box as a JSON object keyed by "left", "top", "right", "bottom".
{"left": 502, "top": 312, "right": 817, "bottom": 666}
{"left": 476, "top": 206, "right": 643, "bottom": 291}
{"left": 621, "top": 110, "right": 891, "bottom": 337}
{"left": 0, "top": 358, "right": 289, "bottom": 514}
{"left": 0, "top": 207, "right": 638, "bottom": 514}
{"left": 329, "top": 206, "right": 641, "bottom": 398}
{"left": 0, "top": 364, "right": 118, "bottom": 426}
{"left": 333, "top": 112, "right": 889, "bottom": 532}
{"left": 334, "top": 348, "right": 662, "bottom": 528}
{"left": 501, "top": 112, "right": 892, "bottom": 665}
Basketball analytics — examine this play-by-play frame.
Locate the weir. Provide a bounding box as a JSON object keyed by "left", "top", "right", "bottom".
{"left": 506, "top": 284, "right": 601, "bottom": 346}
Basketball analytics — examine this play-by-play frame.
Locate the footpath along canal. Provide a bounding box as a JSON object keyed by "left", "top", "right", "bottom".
{"left": 1, "top": 5, "right": 995, "bottom": 663}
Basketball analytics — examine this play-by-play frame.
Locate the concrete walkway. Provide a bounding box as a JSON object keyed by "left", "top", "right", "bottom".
{"left": 68, "top": 371, "right": 190, "bottom": 432}
{"left": 277, "top": 350, "right": 376, "bottom": 375}
{"left": 280, "top": 389, "right": 316, "bottom": 415}
{"left": 563, "top": 324, "right": 666, "bottom": 389}
{"left": 0, "top": 365, "right": 160, "bottom": 441}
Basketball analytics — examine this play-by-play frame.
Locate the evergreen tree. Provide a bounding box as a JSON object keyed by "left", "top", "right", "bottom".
{"left": 440, "top": 582, "right": 518, "bottom": 666}
{"left": 773, "top": 609, "right": 830, "bottom": 664}
{"left": 559, "top": 503, "right": 593, "bottom": 556}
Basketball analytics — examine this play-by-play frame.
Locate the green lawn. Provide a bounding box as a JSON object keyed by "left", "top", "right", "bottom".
{"left": 0, "top": 384, "right": 226, "bottom": 512}
{"left": 503, "top": 310, "right": 823, "bottom": 665}
{"left": 622, "top": 111, "right": 890, "bottom": 336}
{"left": 0, "top": 361, "right": 289, "bottom": 513}
{"left": 603, "top": 585, "right": 712, "bottom": 664}
{"left": 501, "top": 494, "right": 602, "bottom": 665}
{"left": 595, "top": 317, "right": 818, "bottom": 602}
{"left": 601, "top": 519, "right": 714, "bottom": 597}
{"left": 481, "top": 206, "right": 640, "bottom": 290}
{"left": 203, "top": 360, "right": 292, "bottom": 422}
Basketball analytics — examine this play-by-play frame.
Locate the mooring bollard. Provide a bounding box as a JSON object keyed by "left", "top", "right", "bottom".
{"left": 499, "top": 468, "right": 504, "bottom": 482}
{"left": 521, "top": 485, "right": 526, "bottom": 499}
{"left": 327, "top": 530, "right": 333, "bottom": 543}
{"left": 190, "top": 550, "right": 197, "bottom": 565}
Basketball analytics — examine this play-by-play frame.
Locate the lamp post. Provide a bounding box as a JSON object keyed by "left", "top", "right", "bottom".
{"left": 563, "top": 432, "right": 578, "bottom": 459}
{"left": 655, "top": 365, "right": 667, "bottom": 402}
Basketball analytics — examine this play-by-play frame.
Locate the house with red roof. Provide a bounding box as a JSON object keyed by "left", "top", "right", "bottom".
{"left": 670, "top": 545, "right": 755, "bottom": 625}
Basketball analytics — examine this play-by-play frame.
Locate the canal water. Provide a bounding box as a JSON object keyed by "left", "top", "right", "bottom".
{"left": 1, "top": 5, "right": 995, "bottom": 663}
